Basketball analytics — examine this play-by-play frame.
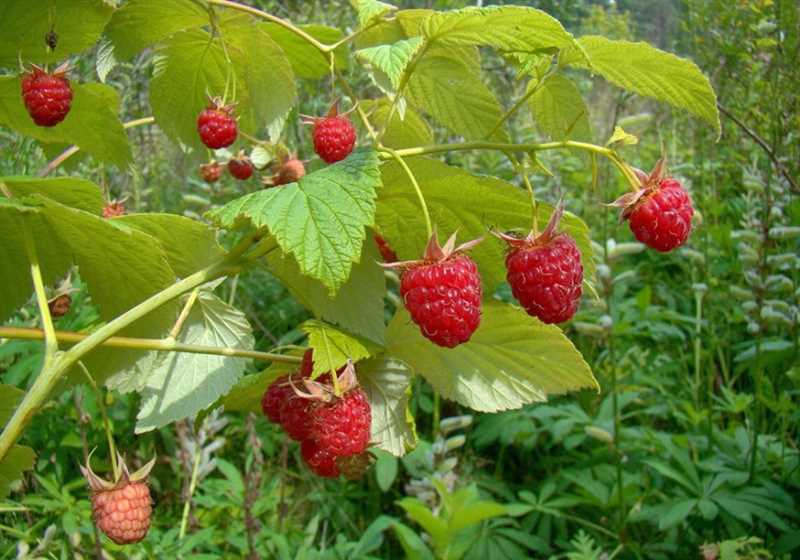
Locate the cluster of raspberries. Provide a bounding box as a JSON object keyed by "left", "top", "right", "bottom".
{"left": 261, "top": 351, "right": 372, "bottom": 479}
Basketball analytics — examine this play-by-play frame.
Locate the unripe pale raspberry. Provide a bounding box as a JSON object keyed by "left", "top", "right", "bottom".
{"left": 21, "top": 64, "right": 73, "bottom": 127}
{"left": 91, "top": 481, "right": 152, "bottom": 545}
{"left": 200, "top": 161, "right": 222, "bottom": 183}
{"left": 271, "top": 158, "right": 306, "bottom": 186}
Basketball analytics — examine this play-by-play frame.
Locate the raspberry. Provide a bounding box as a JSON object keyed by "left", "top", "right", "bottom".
{"left": 336, "top": 452, "right": 374, "bottom": 481}
{"left": 200, "top": 161, "right": 222, "bottom": 183}
{"left": 627, "top": 179, "right": 693, "bottom": 252}
{"left": 261, "top": 375, "right": 292, "bottom": 424}
{"left": 271, "top": 158, "right": 306, "bottom": 186}
{"left": 280, "top": 394, "right": 314, "bottom": 441}
{"left": 48, "top": 294, "right": 71, "bottom": 318}
{"left": 103, "top": 200, "right": 126, "bottom": 218}
{"left": 610, "top": 158, "right": 694, "bottom": 253}
{"left": 228, "top": 154, "right": 253, "bottom": 180}
{"left": 389, "top": 233, "right": 483, "bottom": 348}
{"left": 374, "top": 234, "right": 398, "bottom": 263}
{"left": 309, "top": 387, "right": 371, "bottom": 457}
{"left": 81, "top": 456, "right": 155, "bottom": 545}
{"left": 21, "top": 63, "right": 73, "bottom": 127}
{"left": 197, "top": 99, "right": 237, "bottom": 149}
{"left": 306, "top": 104, "right": 356, "bottom": 163}
{"left": 301, "top": 439, "right": 340, "bottom": 478}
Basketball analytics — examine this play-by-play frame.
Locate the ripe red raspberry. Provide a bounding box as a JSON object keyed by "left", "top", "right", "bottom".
{"left": 197, "top": 99, "right": 237, "bottom": 149}
{"left": 228, "top": 154, "right": 253, "bottom": 180}
{"left": 309, "top": 387, "right": 371, "bottom": 457}
{"left": 261, "top": 350, "right": 315, "bottom": 426}
{"left": 388, "top": 232, "right": 483, "bottom": 348}
{"left": 200, "top": 161, "right": 222, "bottom": 183}
{"left": 103, "top": 200, "right": 126, "bottom": 218}
{"left": 81, "top": 456, "right": 154, "bottom": 545}
{"left": 301, "top": 439, "right": 340, "bottom": 478}
{"left": 374, "top": 234, "right": 398, "bottom": 263}
{"left": 306, "top": 104, "right": 356, "bottom": 163}
{"left": 611, "top": 158, "right": 694, "bottom": 253}
{"left": 271, "top": 158, "right": 306, "bottom": 186}
{"left": 21, "top": 63, "right": 73, "bottom": 127}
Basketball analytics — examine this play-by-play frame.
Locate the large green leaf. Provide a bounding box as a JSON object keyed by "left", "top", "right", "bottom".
{"left": 135, "top": 291, "right": 254, "bottom": 433}
{"left": 0, "top": 0, "right": 112, "bottom": 67}
{"left": 0, "top": 385, "right": 36, "bottom": 499}
{"left": 406, "top": 47, "right": 507, "bottom": 142}
{"left": 0, "top": 176, "right": 103, "bottom": 214}
{"left": 104, "top": 0, "right": 209, "bottom": 60}
{"left": 301, "top": 320, "right": 380, "bottom": 378}
{"left": 0, "top": 79, "right": 132, "bottom": 167}
{"left": 360, "top": 99, "right": 432, "bottom": 150}
{"left": 358, "top": 357, "right": 416, "bottom": 456}
{"left": 351, "top": 0, "right": 397, "bottom": 27}
{"left": 376, "top": 158, "right": 594, "bottom": 293}
{"left": 567, "top": 36, "right": 720, "bottom": 137}
{"left": 357, "top": 37, "right": 425, "bottom": 90}
{"left": 386, "top": 302, "right": 597, "bottom": 412}
{"left": 208, "top": 149, "right": 382, "bottom": 293}
{"left": 529, "top": 74, "right": 592, "bottom": 142}
{"left": 263, "top": 24, "right": 348, "bottom": 80}
{"left": 421, "top": 5, "right": 581, "bottom": 56}
{"left": 265, "top": 236, "right": 386, "bottom": 343}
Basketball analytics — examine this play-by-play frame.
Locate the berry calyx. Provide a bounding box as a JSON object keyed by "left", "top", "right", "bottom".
{"left": 21, "top": 62, "right": 73, "bottom": 127}
{"left": 227, "top": 152, "right": 254, "bottom": 180}
{"left": 267, "top": 157, "right": 306, "bottom": 187}
{"left": 81, "top": 454, "right": 155, "bottom": 545}
{"left": 496, "top": 206, "right": 583, "bottom": 324}
{"left": 609, "top": 158, "right": 694, "bottom": 252}
{"left": 305, "top": 103, "right": 356, "bottom": 164}
{"left": 301, "top": 439, "right": 340, "bottom": 478}
{"left": 385, "top": 232, "right": 483, "bottom": 348}
{"left": 103, "top": 200, "right": 126, "bottom": 218}
{"left": 197, "top": 98, "right": 237, "bottom": 149}
{"left": 374, "top": 233, "right": 398, "bottom": 263}
{"left": 200, "top": 161, "right": 223, "bottom": 183}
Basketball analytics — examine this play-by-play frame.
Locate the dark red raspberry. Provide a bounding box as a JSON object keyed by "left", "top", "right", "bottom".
{"left": 301, "top": 439, "right": 340, "bottom": 478}
{"left": 21, "top": 63, "right": 73, "bottom": 127}
{"left": 388, "top": 232, "right": 483, "bottom": 348}
{"left": 627, "top": 179, "right": 693, "bottom": 252}
{"left": 280, "top": 394, "right": 314, "bottom": 441}
{"left": 374, "top": 234, "right": 398, "bottom": 263}
{"left": 306, "top": 104, "right": 356, "bottom": 163}
{"left": 48, "top": 294, "right": 71, "bottom": 318}
{"left": 228, "top": 155, "right": 253, "bottom": 180}
{"left": 261, "top": 375, "right": 292, "bottom": 424}
{"left": 103, "top": 200, "right": 126, "bottom": 218}
{"left": 200, "top": 161, "right": 222, "bottom": 183}
{"left": 309, "top": 387, "right": 371, "bottom": 457}
{"left": 197, "top": 100, "right": 237, "bottom": 149}
{"left": 271, "top": 158, "right": 306, "bottom": 186}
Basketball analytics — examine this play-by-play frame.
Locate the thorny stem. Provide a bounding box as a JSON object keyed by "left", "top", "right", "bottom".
{"left": 23, "top": 221, "right": 58, "bottom": 358}
{"left": 382, "top": 148, "right": 433, "bottom": 238}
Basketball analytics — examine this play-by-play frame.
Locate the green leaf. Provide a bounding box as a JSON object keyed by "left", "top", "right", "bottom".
{"left": 357, "top": 37, "right": 424, "bottom": 90}
{"left": 104, "top": 0, "right": 209, "bottom": 60}
{"left": 264, "top": 24, "right": 348, "bottom": 80}
{"left": 606, "top": 125, "right": 638, "bottom": 147}
{"left": 360, "top": 99, "right": 432, "bottom": 150}
{"left": 208, "top": 149, "right": 382, "bottom": 293}
{"left": 222, "top": 358, "right": 301, "bottom": 413}
{"left": 373, "top": 449, "right": 399, "bottom": 491}
{"left": 529, "top": 74, "right": 592, "bottom": 142}
{"left": 0, "top": 79, "right": 132, "bottom": 168}
{"left": 386, "top": 302, "right": 597, "bottom": 412}
{"left": 377, "top": 158, "right": 595, "bottom": 293}
{"left": 397, "top": 498, "right": 448, "bottom": 544}
{"left": 406, "top": 48, "right": 508, "bottom": 142}
{"left": 359, "top": 357, "right": 416, "bottom": 456}
{"left": 450, "top": 500, "right": 508, "bottom": 533}
{"left": 352, "top": 0, "right": 397, "bottom": 27}
{"left": 301, "top": 320, "right": 380, "bottom": 378}
{"left": 265, "top": 235, "right": 386, "bottom": 344}
{"left": 392, "top": 521, "right": 435, "bottom": 560}
{"left": 0, "top": 0, "right": 113, "bottom": 67}
{"left": 135, "top": 291, "right": 254, "bottom": 433}
{"left": 0, "top": 385, "right": 36, "bottom": 499}
{"left": 0, "top": 176, "right": 103, "bottom": 214}
{"left": 421, "top": 5, "right": 582, "bottom": 56}
{"left": 568, "top": 36, "right": 720, "bottom": 138}
{"left": 658, "top": 499, "right": 697, "bottom": 530}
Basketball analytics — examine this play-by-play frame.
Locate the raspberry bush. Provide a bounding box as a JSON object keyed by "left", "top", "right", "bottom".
{"left": 0, "top": 0, "right": 726, "bottom": 554}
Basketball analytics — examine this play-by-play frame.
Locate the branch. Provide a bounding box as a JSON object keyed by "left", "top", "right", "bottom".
{"left": 717, "top": 104, "right": 798, "bottom": 194}
{"left": 22, "top": 222, "right": 58, "bottom": 358}
{"left": 0, "top": 327, "right": 302, "bottom": 364}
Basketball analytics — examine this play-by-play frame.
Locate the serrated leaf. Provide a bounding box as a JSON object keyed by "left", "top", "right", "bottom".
{"left": 386, "top": 302, "right": 597, "bottom": 412}
{"left": 377, "top": 158, "right": 595, "bottom": 293}
{"left": 361, "top": 99, "right": 432, "bottom": 150}
{"left": 208, "top": 149, "right": 382, "bottom": 293}
{"left": 406, "top": 47, "right": 507, "bottom": 142}
{"left": 0, "top": 385, "right": 36, "bottom": 499}
{"left": 114, "top": 214, "right": 224, "bottom": 278}
{"left": 0, "top": 176, "right": 103, "bottom": 214}
{"left": 0, "top": 79, "right": 132, "bottom": 167}
{"left": 263, "top": 24, "right": 348, "bottom": 80}
{"left": 352, "top": 0, "right": 397, "bottom": 27}
{"left": 359, "top": 357, "right": 416, "bottom": 456}
{"left": 529, "top": 74, "right": 592, "bottom": 142}
{"left": 301, "top": 320, "right": 380, "bottom": 378}
{"left": 606, "top": 125, "right": 638, "bottom": 146}
{"left": 265, "top": 235, "right": 386, "bottom": 343}
{"left": 357, "top": 37, "right": 424, "bottom": 90}
{"left": 421, "top": 5, "right": 582, "bottom": 57}
{"left": 104, "top": 0, "right": 209, "bottom": 60}
{"left": 0, "top": 0, "right": 113, "bottom": 67}
{"left": 135, "top": 291, "right": 254, "bottom": 433}
{"left": 95, "top": 39, "right": 118, "bottom": 83}
{"left": 568, "top": 36, "right": 720, "bottom": 138}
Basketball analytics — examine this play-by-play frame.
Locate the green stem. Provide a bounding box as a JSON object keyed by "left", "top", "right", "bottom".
{"left": 179, "top": 445, "right": 202, "bottom": 540}
{"left": 488, "top": 69, "right": 555, "bottom": 138}
{"left": 77, "top": 362, "right": 119, "bottom": 480}
{"left": 432, "top": 392, "right": 440, "bottom": 440}
{"left": 382, "top": 148, "right": 433, "bottom": 238}
{"left": 169, "top": 289, "right": 200, "bottom": 340}
{"left": 380, "top": 41, "right": 430, "bottom": 141}
{"left": 23, "top": 221, "right": 58, "bottom": 358}
{"left": 336, "top": 72, "right": 378, "bottom": 142}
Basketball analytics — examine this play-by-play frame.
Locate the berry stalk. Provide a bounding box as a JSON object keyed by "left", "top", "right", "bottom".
{"left": 382, "top": 148, "right": 433, "bottom": 239}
